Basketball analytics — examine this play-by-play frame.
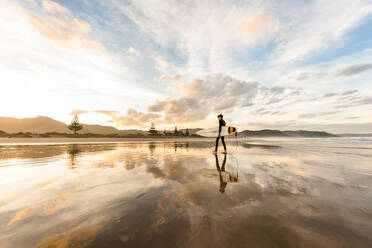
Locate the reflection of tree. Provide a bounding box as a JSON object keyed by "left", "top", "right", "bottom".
{"left": 148, "top": 143, "right": 156, "bottom": 155}
{"left": 215, "top": 154, "right": 238, "bottom": 194}
{"left": 67, "top": 144, "right": 81, "bottom": 168}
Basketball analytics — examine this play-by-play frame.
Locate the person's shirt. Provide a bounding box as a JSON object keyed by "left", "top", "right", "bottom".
{"left": 218, "top": 119, "right": 226, "bottom": 133}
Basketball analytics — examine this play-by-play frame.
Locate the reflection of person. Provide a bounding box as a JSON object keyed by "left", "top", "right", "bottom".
{"left": 213, "top": 114, "right": 227, "bottom": 154}
{"left": 215, "top": 154, "right": 228, "bottom": 193}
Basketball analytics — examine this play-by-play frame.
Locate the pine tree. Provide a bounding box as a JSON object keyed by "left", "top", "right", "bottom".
{"left": 174, "top": 126, "right": 178, "bottom": 134}
{"left": 68, "top": 114, "right": 83, "bottom": 135}
{"left": 149, "top": 122, "right": 157, "bottom": 134}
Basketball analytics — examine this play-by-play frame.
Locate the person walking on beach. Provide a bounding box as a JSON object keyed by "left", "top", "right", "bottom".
{"left": 213, "top": 114, "right": 227, "bottom": 154}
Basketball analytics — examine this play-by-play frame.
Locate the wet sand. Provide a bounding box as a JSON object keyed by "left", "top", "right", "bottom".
{"left": 0, "top": 138, "right": 372, "bottom": 247}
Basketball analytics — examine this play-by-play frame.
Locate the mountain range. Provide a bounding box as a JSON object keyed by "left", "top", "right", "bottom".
{"left": 239, "top": 129, "right": 337, "bottom": 137}
{"left": 0, "top": 116, "right": 146, "bottom": 135}
{"left": 1, "top": 116, "right": 366, "bottom": 137}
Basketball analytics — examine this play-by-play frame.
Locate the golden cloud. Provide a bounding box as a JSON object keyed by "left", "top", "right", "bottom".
{"left": 236, "top": 13, "right": 274, "bottom": 36}
{"left": 25, "top": 1, "right": 105, "bottom": 56}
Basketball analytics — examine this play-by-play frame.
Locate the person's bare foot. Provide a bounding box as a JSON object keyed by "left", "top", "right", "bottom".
{"left": 221, "top": 151, "right": 227, "bottom": 154}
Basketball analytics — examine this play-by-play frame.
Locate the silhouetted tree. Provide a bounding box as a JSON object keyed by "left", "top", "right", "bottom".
{"left": 68, "top": 114, "right": 83, "bottom": 135}
{"left": 185, "top": 128, "right": 190, "bottom": 136}
{"left": 174, "top": 126, "right": 178, "bottom": 134}
{"left": 149, "top": 122, "right": 157, "bottom": 134}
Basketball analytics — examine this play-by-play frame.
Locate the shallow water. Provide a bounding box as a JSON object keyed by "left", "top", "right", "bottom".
{"left": 0, "top": 138, "right": 372, "bottom": 248}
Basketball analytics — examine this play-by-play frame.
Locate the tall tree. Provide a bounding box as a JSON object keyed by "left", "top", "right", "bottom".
{"left": 185, "top": 128, "right": 190, "bottom": 136}
{"left": 174, "top": 126, "right": 178, "bottom": 134}
{"left": 68, "top": 114, "right": 83, "bottom": 135}
{"left": 149, "top": 122, "right": 157, "bottom": 134}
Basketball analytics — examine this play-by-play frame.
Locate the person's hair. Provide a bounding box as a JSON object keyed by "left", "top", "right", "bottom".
{"left": 218, "top": 114, "right": 223, "bottom": 118}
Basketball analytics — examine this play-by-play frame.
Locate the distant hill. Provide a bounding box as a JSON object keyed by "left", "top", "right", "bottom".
{"left": 0, "top": 116, "right": 69, "bottom": 133}
{"left": 239, "top": 129, "right": 337, "bottom": 137}
{"left": 0, "top": 130, "right": 8, "bottom": 137}
{"left": 0, "top": 116, "right": 148, "bottom": 135}
{"left": 0, "top": 117, "right": 339, "bottom": 138}
{"left": 339, "top": 133, "right": 372, "bottom": 137}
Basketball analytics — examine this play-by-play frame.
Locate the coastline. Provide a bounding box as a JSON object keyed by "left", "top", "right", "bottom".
{"left": 0, "top": 137, "right": 212, "bottom": 145}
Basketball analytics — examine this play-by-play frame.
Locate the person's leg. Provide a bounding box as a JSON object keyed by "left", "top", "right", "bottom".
{"left": 214, "top": 137, "right": 220, "bottom": 152}
{"left": 221, "top": 136, "right": 227, "bottom": 152}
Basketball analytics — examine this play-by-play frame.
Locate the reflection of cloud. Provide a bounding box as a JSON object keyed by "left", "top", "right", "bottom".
{"left": 2, "top": 141, "right": 372, "bottom": 247}
{"left": 7, "top": 193, "right": 71, "bottom": 227}
{"left": 7, "top": 206, "right": 35, "bottom": 226}
{"left": 43, "top": 193, "right": 70, "bottom": 215}
{"left": 337, "top": 63, "right": 372, "bottom": 76}
{"left": 34, "top": 225, "right": 102, "bottom": 248}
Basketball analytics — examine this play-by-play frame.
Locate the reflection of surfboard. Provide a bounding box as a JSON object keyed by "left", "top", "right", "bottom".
{"left": 196, "top": 126, "right": 237, "bottom": 137}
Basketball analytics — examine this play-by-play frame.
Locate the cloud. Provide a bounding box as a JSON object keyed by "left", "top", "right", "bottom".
{"left": 114, "top": 109, "right": 161, "bottom": 127}
{"left": 252, "top": 108, "right": 286, "bottom": 116}
{"left": 236, "top": 13, "right": 278, "bottom": 37}
{"left": 154, "top": 57, "right": 168, "bottom": 71}
{"left": 70, "top": 109, "right": 158, "bottom": 127}
{"left": 272, "top": 0, "right": 372, "bottom": 64}
{"left": 298, "top": 113, "right": 317, "bottom": 119}
{"left": 260, "top": 86, "right": 303, "bottom": 105}
{"left": 159, "top": 75, "right": 168, "bottom": 82}
{"left": 171, "top": 74, "right": 186, "bottom": 82}
{"left": 355, "top": 97, "right": 372, "bottom": 105}
{"left": 342, "top": 90, "right": 358, "bottom": 96}
{"left": 25, "top": 1, "right": 105, "bottom": 55}
{"left": 70, "top": 110, "right": 89, "bottom": 115}
{"left": 70, "top": 110, "right": 118, "bottom": 117}
{"left": 147, "top": 75, "right": 259, "bottom": 123}
{"left": 127, "top": 47, "right": 140, "bottom": 54}
{"left": 337, "top": 63, "right": 372, "bottom": 76}
{"left": 42, "top": 0, "right": 70, "bottom": 15}
{"left": 296, "top": 72, "right": 327, "bottom": 81}
{"left": 323, "top": 93, "right": 337, "bottom": 98}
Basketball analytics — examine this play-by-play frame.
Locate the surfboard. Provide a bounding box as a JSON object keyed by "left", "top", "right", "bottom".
{"left": 196, "top": 126, "right": 237, "bottom": 137}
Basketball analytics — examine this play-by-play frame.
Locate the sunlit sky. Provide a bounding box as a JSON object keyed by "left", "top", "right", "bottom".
{"left": 1, "top": 0, "right": 372, "bottom": 132}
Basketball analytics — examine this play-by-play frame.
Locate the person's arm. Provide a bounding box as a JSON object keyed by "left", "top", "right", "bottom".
{"left": 218, "top": 120, "right": 222, "bottom": 136}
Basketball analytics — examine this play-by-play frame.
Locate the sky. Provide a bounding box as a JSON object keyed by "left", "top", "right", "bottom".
{"left": 1, "top": 0, "right": 372, "bottom": 133}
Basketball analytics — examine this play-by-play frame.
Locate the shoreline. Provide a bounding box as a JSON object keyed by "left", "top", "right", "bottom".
{"left": 0, "top": 137, "right": 213, "bottom": 145}
{"left": 0, "top": 136, "right": 366, "bottom": 146}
